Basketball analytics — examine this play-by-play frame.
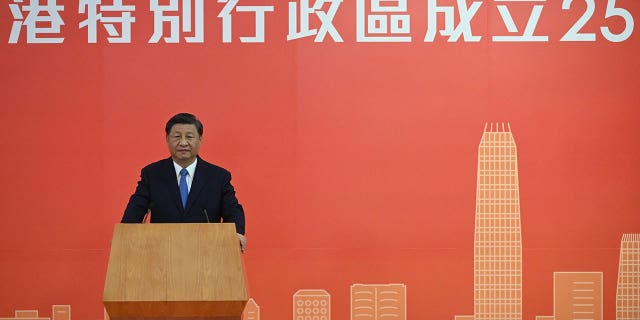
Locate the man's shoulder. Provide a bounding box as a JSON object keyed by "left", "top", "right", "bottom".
{"left": 138, "top": 157, "right": 231, "bottom": 177}
{"left": 197, "top": 158, "right": 231, "bottom": 176}
{"left": 140, "top": 157, "right": 172, "bottom": 172}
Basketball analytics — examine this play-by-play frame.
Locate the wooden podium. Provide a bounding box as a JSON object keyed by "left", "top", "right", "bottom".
{"left": 103, "top": 223, "right": 248, "bottom": 320}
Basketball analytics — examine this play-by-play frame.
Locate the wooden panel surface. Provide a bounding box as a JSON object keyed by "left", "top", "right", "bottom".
{"left": 103, "top": 223, "right": 247, "bottom": 318}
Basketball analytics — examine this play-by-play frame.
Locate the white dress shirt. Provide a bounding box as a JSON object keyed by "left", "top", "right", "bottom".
{"left": 173, "top": 158, "right": 197, "bottom": 192}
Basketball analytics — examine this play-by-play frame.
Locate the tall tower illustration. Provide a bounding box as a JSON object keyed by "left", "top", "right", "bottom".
{"left": 616, "top": 233, "right": 640, "bottom": 320}
{"left": 474, "top": 123, "right": 522, "bottom": 320}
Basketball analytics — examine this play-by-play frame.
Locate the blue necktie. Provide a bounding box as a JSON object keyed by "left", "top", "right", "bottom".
{"left": 179, "top": 168, "right": 188, "bottom": 208}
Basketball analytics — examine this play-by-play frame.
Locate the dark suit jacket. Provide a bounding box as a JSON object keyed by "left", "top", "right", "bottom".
{"left": 121, "top": 157, "right": 245, "bottom": 235}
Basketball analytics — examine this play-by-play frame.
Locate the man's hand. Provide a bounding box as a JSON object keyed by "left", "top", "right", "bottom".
{"left": 237, "top": 233, "right": 246, "bottom": 253}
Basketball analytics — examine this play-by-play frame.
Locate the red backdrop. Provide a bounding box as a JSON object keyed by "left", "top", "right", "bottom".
{"left": 1, "top": 1, "right": 639, "bottom": 319}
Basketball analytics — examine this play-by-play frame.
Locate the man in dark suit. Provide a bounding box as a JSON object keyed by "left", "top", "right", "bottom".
{"left": 121, "top": 113, "right": 246, "bottom": 251}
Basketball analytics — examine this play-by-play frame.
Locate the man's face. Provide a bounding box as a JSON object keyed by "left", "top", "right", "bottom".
{"left": 166, "top": 123, "right": 202, "bottom": 166}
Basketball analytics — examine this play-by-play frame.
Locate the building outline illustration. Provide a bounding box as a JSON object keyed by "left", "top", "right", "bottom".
{"left": 457, "top": 123, "right": 523, "bottom": 320}
{"left": 350, "top": 283, "right": 407, "bottom": 320}
{"left": 552, "top": 272, "right": 603, "bottom": 320}
{"left": 243, "top": 298, "right": 260, "bottom": 320}
{"left": 4, "top": 126, "right": 639, "bottom": 320}
{"left": 0, "top": 306, "right": 70, "bottom": 320}
{"left": 616, "top": 233, "right": 640, "bottom": 320}
{"left": 293, "top": 289, "right": 331, "bottom": 320}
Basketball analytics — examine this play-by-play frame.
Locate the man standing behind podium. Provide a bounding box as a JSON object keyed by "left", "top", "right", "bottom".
{"left": 121, "top": 113, "right": 246, "bottom": 252}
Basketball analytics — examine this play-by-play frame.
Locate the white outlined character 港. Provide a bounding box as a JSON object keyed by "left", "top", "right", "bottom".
{"left": 9, "top": 0, "right": 65, "bottom": 43}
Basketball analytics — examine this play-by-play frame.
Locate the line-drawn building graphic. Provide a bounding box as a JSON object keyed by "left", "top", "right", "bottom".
{"left": 456, "top": 123, "right": 523, "bottom": 320}
{"left": 51, "top": 306, "right": 69, "bottom": 320}
{"left": 0, "top": 306, "right": 70, "bottom": 320}
{"left": 616, "top": 233, "right": 640, "bottom": 320}
{"left": 243, "top": 298, "right": 260, "bottom": 320}
{"left": 293, "top": 289, "right": 330, "bottom": 320}
{"left": 474, "top": 123, "right": 523, "bottom": 320}
{"left": 0, "top": 310, "right": 47, "bottom": 320}
{"left": 553, "top": 272, "right": 603, "bottom": 320}
{"left": 350, "top": 283, "right": 406, "bottom": 320}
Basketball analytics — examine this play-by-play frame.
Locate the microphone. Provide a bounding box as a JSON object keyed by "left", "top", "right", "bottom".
{"left": 202, "top": 208, "right": 211, "bottom": 223}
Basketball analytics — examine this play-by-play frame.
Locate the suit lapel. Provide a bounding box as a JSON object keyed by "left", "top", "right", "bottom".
{"left": 185, "top": 158, "right": 207, "bottom": 214}
{"left": 162, "top": 158, "right": 185, "bottom": 215}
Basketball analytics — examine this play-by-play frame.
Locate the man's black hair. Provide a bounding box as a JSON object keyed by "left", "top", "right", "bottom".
{"left": 165, "top": 113, "right": 203, "bottom": 136}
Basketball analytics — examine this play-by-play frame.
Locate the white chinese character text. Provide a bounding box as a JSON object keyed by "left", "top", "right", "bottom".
{"left": 9, "top": 0, "right": 65, "bottom": 44}
{"left": 493, "top": 0, "right": 548, "bottom": 42}
{"left": 79, "top": 0, "right": 136, "bottom": 43}
{"left": 218, "top": 0, "right": 274, "bottom": 43}
{"left": 149, "top": 0, "right": 203, "bottom": 43}
{"left": 357, "top": 0, "right": 411, "bottom": 42}
{"left": 288, "top": 0, "right": 343, "bottom": 42}
{"left": 424, "top": 0, "right": 482, "bottom": 42}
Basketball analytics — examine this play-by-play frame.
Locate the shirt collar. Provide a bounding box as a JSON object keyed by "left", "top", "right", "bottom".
{"left": 173, "top": 157, "right": 197, "bottom": 178}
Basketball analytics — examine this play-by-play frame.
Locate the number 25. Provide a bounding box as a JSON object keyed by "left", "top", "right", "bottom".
{"left": 561, "top": 0, "right": 634, "bottom": 42}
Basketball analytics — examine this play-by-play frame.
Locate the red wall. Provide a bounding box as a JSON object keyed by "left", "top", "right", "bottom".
{"left": 1, "top": 1, "right": 639, "bottom": 319}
